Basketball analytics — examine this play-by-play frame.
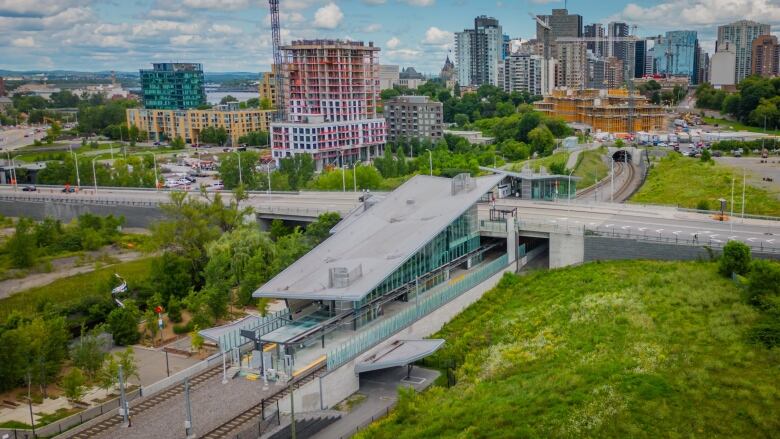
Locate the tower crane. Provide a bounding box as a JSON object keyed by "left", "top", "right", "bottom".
{"left": 268, "top": 0, "right": 285, "bottom": 122}
{"left": 529, "top": 12, "right": 552, "bottom": 60}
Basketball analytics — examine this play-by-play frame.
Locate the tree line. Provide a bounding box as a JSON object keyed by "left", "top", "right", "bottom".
{"left": 696, "top": 76, "right": 780, "bottom": 130}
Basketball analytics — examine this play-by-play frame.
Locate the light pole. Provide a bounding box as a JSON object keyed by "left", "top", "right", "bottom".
{"left": 610, "top": 157, "right": 614, "bottom": 203}
{"left": 340, "top": 150, "right": 346, "bottom": 192}
{"left": 741, "top": 168, "right": 746, "bottom": 222}
{"left": 567, "top": 168, "right": 574, "bottom": 210}
{"left": 234, "top": 151, "right": 243, "bottom": 187}
{"left": 11, "top": 154, "right": 23, "bottom": 190}
{"left": 265, "top": 162, "right": 272, "bottom": 198}
{"left": 92, "top": 157, "right": 99, "bottom": 193}
{"left": 353, "top": 161, "right": 359, "bottom": 192}
{"left": 426, "top": 149, "right": 432, "bottom": 176}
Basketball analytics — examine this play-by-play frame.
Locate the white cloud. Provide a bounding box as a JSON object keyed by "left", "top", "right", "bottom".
{"left": 385, "top": 48, "right": 422, "bottom": 61}
{"left": 401, "top": 0, "right": 435, "bottom": 6}
{"left": 182, "top": 0, "right": 251, "bottom": 10}
{"left": 613, "top": 0, "right": 780, "bottom": 28}
{"left": 11, "top": 36, "right": 35, "bottom": 47}
{"left": 423, "top": 26, "right": 452, "bottom": 45}
{"left": 386, "top": 36, "right": 400, "bottom": 49}
{"left": 0, "top": 0, "right": 84, "bottom": 18}
{"left": 210, "top": 23, "right": 241, "bottom": 34}
{"left": 313, "top": 2, "right": 343, "bottom": 29}
{"left": 362, "top": 23, "right": 382, "bottom": 32}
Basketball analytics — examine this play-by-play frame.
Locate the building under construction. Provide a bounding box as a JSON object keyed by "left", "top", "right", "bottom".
{"left": 270, "top": 39, "right": 386, "bottom": 170}
{"left": 533, "top": 88, "right": 666, "bottom": 133}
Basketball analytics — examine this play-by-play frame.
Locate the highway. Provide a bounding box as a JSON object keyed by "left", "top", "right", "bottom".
{"left": 495, "top": 198, "right": 780, "bottom": 251}
{"left": 0, "top": 127, "right": 46, "bottom": 151}
{"left": 1, "top": 184, "right": 777, "bottom": 251}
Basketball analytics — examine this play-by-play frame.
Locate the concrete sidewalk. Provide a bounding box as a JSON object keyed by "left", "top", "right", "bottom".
{"left": 312, "top": 366, "right": 440, "bottom": 439}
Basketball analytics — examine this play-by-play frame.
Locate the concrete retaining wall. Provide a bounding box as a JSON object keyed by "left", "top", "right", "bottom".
{"left": 277, "top": 264, "right": 516, "bottom": 415}
{"left": 0, "top": 200, "right": 165, "bottom": 228}
{"left": 549, "top": 232, "right": 584, "bottom": 268}
{"left": 584, "top": 236, "right": 780, "bottom": 262}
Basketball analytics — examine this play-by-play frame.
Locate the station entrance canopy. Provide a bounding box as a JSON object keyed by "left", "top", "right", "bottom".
{"left": 354, "top": 339, "right": 445, "bottom": 373}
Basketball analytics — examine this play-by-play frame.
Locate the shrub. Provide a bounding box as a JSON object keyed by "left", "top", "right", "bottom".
{"left": 172, "top": 321, "right": 194, "bottom": 335}
{"left": 167, "top": 297, "right": 183, "bottom": 323}
{"left": 747, "top": 259, "right": 780, "bottom": 307}
{"left": 107, "top": 303, "right": 140, "bottom": 346}
{"left": 61, "top": 368, "right": 87, "bottom": 402}
{"left": 719, "top": 241, "right": 751, "bottom": 276}
{"left": 696, "top": 199, "right": 711, "bottom": 211}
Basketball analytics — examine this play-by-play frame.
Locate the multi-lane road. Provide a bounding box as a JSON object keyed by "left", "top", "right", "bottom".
{"left": 1, "top": 184, "right": 778, "bottom": 251}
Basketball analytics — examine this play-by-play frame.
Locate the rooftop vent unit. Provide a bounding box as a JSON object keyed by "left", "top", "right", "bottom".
{"left": 329, "top": 264, "right": 363, "bottom": 288}
{"left": 451, "top": 173, "right": 476, "bottom": 195}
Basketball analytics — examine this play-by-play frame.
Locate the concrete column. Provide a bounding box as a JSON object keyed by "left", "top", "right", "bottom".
{"left": 506, "top": 216, "right": 518, "bottom": 263}
{"left": 548, "top": 232, "right": 584, "bottom": 269}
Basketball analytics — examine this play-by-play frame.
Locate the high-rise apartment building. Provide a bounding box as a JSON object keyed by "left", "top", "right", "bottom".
{"left": 139, "top": 63, "right": 206, "bottom": 110}
{"left": 608, "top": 22, "right": 630, "bottom": 61}
{"left": 556, "top": 40, "right": 587, "bottom": 89}
{"left": 584, "top": 23, "right": 605, "bottom": 56}
{"left": 536, "top": 9, "right": 583, "bottom": 41}
{"left": 384, "top": 96, "right": 443, "bottom": 143}
{"left": 378, "top": 65, "right": 400, "bottom": 90}
{"left": 270, "top": 40, "right": 385, "bottom": 170}
{"left": 502, "top": 52, "right": 551, "bottom": 96}
{"left": 455, "top": 16, "right": 503, "bottom": 86}
{"left": 710, "top": 41, "right": 737, "bottom": 87}
{"left": 717, "top": 20, "right": 771, "bottom": 83}
{"left": 634, "top": 40, "right": 647, "bottom": 78}
{"left": 258, "top": 66, "right": 280, "bottom": 107}
{"left": 751, "top": 35, "right": 780, "bottom": 77}
{"left": 697, "top": 51, "right": 710, "bottom": 85}
{"left": 653, "top": 31, "right": 699, "bottom": 83}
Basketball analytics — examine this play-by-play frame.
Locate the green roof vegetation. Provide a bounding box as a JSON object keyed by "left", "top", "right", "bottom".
{"left": 357, "top": 260, "right": 780, "bottom": 438}
{"left": 630, "top": 154, "right": 780, "bottom": 216}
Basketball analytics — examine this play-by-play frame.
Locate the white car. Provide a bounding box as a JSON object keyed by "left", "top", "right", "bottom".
{"left": 207, "top": 181, "right": 224, "bottom": 191}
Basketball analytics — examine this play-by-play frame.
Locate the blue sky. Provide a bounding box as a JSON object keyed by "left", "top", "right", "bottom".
{"left": 0, "top": 0, "right": 778, "bottom": 73}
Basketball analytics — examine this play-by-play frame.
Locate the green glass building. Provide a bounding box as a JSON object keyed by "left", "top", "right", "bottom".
{"left": 139, "top": 63, "right": 206, "bottom": 110}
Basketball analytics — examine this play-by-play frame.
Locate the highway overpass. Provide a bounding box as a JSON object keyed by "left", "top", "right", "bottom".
{"left": 0, "top": 184, "right": 778, "bottom": 266}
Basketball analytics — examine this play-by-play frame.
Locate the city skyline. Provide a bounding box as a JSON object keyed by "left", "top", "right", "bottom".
{"left": 1, "top": 0, "right": 779, "bottom": 73}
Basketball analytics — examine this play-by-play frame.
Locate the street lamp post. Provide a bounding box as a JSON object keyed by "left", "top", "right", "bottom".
{"left": 567, "top": 168, "right": 574, "bottom": 210}
{"left": 92, "top": 157, "right": 99, "bottom": 193}
{"left": 234, "top": 151, "right": 243, "bottom": 187}
{"left": 353, "top": 161, "right": 359, "bottom": 193}
{"left": 340, "top": 150, "right": 346, "bottom": 192}
{"left": 265, "top": 162, "right": 272, "bottom": 198}
{"left": 426, "top": 149, "right": 432, "bottom": 176}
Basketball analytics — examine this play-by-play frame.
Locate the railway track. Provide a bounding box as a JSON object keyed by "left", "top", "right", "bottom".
{"left": 576, "top": 161, "right": 627, "bottom": 200}
{"left": 612, "top": 160, "right": 637, "bottom": 202}
{"left": 67, "top": 365, "right": 223, "bottom": 439}
{"left": 201, "top": 362, "right": 327, "bottom": 439}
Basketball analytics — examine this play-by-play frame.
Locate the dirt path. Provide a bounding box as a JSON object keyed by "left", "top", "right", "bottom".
{"left": 0, "top": 251, "right": 145, "bottom": 299}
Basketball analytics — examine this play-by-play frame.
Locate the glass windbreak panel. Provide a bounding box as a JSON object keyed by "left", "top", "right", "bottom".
{"left": 354, "top": 207, "right": 482, "bottom": 310}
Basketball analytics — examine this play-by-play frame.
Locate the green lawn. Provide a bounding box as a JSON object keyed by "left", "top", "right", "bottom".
{"left": 357, "top": 261, "right": 780, "bottom": 438}
{"left": 702, "top": 117, "right": 780, "bottom": 136}
{"left": 509, "top": 152, "right": 569, "bottom": 173}
{"left": 630, "top": 154, "right": 780, "bottom": 216}
{"left": 573, "top": 147, "right": 608, "bottom": 187}
{"left": 0, "top": 258, "right": 152, "bottom": 323}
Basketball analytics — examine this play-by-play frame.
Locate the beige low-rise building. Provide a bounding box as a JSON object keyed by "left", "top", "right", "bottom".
{"left": 126, "top": 103, "right": 274, "bottom": 146}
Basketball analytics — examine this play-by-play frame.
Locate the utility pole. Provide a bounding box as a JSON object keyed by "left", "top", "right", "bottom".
{"left": 184, "top": 378, "right": 194, "bottom": 438}
{"left": 610, "top": 157, "right": 614, "bottom": 202}
{"left": 290, "top": 382, "right": 296, "bottom": 439}
{"left": 741, "top": 168, "right": 746, "bottom": 222}
{"left": 119, "top": 365, "right": 129, "bottom": 427}
{"left": 730, "top": 175, "right": 735, "bottom": 232}
{"left": 341, "top": 151, "right": 346, "bottom": 192}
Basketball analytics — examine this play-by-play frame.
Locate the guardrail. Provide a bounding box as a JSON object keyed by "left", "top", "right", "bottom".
{"left": 0, "top": 193, "right": 161, "bottom": 207}
{"left": 0, "top": 388, "right": 142, "bottom": 439}
{"left": 326, "top": 254, "right": 509, "bottom": 370}
{"left": 585, "top": 228, "right": 780, "bottom": 254}
{"left": 516, "top": 219, "right": 585, "bottom": 235}
{"left": 213, "top": 309, "right": 290, "bottom": 353}
{"left": 479, "top": 219, "right": 507, "bottom": 233}
{"left": 254, "top": 205, "right": 352, "bottom": 216}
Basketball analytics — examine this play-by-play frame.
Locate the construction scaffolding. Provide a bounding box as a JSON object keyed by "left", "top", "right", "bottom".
{"left": 534, "top": 88, "right": 666, "bottom": 133}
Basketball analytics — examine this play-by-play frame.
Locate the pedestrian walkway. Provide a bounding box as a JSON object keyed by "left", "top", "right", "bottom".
{"left": 311, "top": 366, "right": 439, "bottom": 439}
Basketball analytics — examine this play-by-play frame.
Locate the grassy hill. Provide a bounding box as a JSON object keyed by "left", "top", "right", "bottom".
{"left": 573, "top": 147, "right": 608, "bottom": 187}
{"left": 631, "top": 154, "right": 780, "bottom": 216}
{"left": 357, "top": 261, "right": 780, "bottom": 438}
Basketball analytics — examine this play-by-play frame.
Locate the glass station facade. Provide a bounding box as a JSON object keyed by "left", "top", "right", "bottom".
{"left": 352, "top": 205, "right": 480, "bottom": 312}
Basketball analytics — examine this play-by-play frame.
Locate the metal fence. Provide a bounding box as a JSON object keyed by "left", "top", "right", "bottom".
{"left": 585, "top": 228, "right": 780, "bottom": 254}
{"left": 214, "top": 310, "right": 290, "bottom": 353}
{"left": 0, "top": 388, "right": 142, "bottom": 439}
{"left": 479, "top": 219, "right": 507, "bottom": 233}
{"left": 326, "top": 254, "right": 509, "bottom": 370}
